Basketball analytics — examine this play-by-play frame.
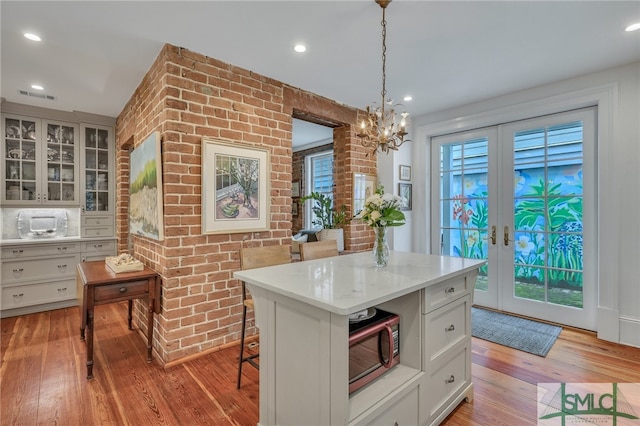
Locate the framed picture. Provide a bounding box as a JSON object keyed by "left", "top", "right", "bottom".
{"left": 292, "top": 180, "right": 301, "bottom": 198}
{"left": 129, "top": 131, "right": 164, "bottom": 240}
{"left": 399, "top": 165, "right": 411, "bottom": 181}
{"left": 201, "top": 138, "right": 270, "bottom": 234}
{"left": 292, "top": 200, "right": 299, "bottom": 216}
{"left": 352, "top": 172, "right": 377, "bottom": 216}
{"left": 399, "top": 183, "right": 412, "bottom": 211}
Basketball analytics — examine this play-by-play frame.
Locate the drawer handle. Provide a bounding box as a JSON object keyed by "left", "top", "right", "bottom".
{"left": 445, "top": 375, "right": 456, "bottom": 384}
{"left": 58, "top": 264, "right": 67, "bottom": 271}
{"left": 119, "top": 287, "right": 127, "bottom": 294}
{"left": 12, "top": 249, "right": 23, "bottom": 255}
{"left": 13, "top": 293, "right": 24, "bottom": 298}
{"left": 445, "top": 287, "right": 455, "bottom": 294}
{"left": 58, "top": 287, "right": 67, "bottom": 292}
{"left": 13, "top": 268, "right": 24, "bottom": 273}
{"left": 445, "top": 324, "right": 455, "bottom": 332}
{"left": 57, "top": 247, "right": 67, "bottom": 253}
{"left": 94, "top": 244, "right": 103, "bottom": 249}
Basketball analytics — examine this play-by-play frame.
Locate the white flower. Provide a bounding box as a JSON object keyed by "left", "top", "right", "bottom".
{"left": 516, "top": 235, "right": 535, "bottom": 256}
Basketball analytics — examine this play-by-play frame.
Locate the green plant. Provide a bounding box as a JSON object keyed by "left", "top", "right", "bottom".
{"left": 300, "top": 192, "right": 350, "bottom": 229}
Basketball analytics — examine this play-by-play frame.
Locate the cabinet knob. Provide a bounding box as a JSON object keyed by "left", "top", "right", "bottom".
{"left": 119, "top": 287, "right": 127, "bottom": 294}
{"left": 445, "top": 324, "right": 455, "bottom": 332}
{"left": 445, "top": 375, "right": 456, "bottom": 384}
{"left": 445, "top": 287, "right": 455, "bottom": 294}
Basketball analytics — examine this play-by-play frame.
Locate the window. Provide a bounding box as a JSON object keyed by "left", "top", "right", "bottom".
{"left": 305, "top": 151, "right": 333, "bottom": 229}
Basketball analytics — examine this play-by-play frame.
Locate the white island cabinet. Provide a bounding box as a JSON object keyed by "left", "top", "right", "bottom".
{"left": 234, "top": 251, "right": 485, "bottom": 426}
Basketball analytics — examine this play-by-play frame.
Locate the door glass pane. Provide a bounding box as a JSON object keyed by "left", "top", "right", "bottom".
{"left": 513, "top": 121, "right": 584, "bottom": 308}
{"left": 439, "top": 138, "right": 489, "bottom": 291}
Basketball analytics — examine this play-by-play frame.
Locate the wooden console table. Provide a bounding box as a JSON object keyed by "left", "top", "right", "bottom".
{"left": 76, "top": 260, "right": 160, "bottom": 379}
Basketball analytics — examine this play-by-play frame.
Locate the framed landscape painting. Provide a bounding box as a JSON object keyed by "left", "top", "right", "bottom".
{"left": 202, "top": 138, "right": 270, "bottom": 234}
{"left": 129, "top": 131, "right": 164, "bottom": 240}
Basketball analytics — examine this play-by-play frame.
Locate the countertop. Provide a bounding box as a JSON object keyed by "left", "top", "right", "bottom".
{"left": 234, "top": 251, "right": 485, "bottom": 315}
{"left": 0, "top": 236, "right": 116, "bottom": 246}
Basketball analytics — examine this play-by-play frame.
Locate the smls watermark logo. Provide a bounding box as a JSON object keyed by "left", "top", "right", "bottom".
{"left": 538, "top": 383, "right": 640, "bottom": 425}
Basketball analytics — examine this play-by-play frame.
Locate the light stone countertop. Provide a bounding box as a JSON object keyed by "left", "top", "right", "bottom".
{"left": 0, "top": 236, "right": 115, "bottom": 246}
{"left": 234, "top": 251, "right": 485, "bottom": 315}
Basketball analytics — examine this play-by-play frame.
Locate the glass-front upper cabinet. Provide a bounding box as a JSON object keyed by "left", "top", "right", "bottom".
{"left": 1, "top": 114, "right": 79, "bottom": 205}
{"left": 81, "top": 124, "right": 112, "bottom": 213}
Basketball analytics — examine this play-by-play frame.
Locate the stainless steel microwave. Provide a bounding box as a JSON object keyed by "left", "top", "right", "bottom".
{"left": 348, "top": 308, "right": 400, "bottom": 394}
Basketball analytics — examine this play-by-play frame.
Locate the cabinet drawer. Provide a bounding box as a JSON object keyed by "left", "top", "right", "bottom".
{"left": 425, "top": 295, "right": 471, "bottom": 362}
{"left": 81, "top": 239, "right": 116, "bottom": 253}
{"left": 2, "top": 254, "right": 80, "bottom": 284}
{"left": 81, "top": 226, "right": 114, "bottom": 238}
{"left": 93, "top": 279, "right": 149, "bottom": 303}
{"left": 2, "top": 280, "right": 75, "bottom": 309}
{"left": 428, "top": 345, "right": 469, "bottom": 419}
{"left": 423, "top": 276, "right": 470, "bottom": 313}
{"left": 1, "top": 242, "right": 80, "bottom": 259}
{"left": 82, "top": 216, "right": 112, "bottom": 227}
{"left": 363, "top": 386, "right": 418, "bottom": 426}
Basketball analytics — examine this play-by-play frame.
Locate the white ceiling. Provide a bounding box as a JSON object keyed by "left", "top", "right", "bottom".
{"left": 2, "top": 1, "right": 639, "bottom": 147}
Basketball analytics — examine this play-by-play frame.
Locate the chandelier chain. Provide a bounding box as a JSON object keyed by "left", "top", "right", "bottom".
{"left": 381, "top": 7, "right": 387, "bottom": 110}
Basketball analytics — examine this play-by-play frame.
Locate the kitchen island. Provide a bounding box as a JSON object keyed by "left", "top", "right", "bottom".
{"left": 234, "top": 251, "right": 485, "bottom": 426}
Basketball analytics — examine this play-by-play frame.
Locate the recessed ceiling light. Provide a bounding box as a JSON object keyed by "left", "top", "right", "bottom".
{"left": 31, "top": 84, "right": 44, "bottom": 90}
{"left": 403, "top": 96, "right": 413, "bottom": 102}
{"left": 294, "top": 44, "right": 307, "bottom": 53}
{"left": 625, "top": 22, "right": 640, "bottom": 32}
{"left": 24, "top": 33, "right": 41, "bottom": 42}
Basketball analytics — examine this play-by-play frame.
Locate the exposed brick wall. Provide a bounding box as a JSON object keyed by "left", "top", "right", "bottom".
{"left": 115, "top": 44, "right": 377, "bottom": 364}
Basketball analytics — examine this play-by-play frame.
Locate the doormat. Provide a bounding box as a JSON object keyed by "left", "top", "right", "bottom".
{"left": 471, "top": 307, "right": 562, "bottom": 357}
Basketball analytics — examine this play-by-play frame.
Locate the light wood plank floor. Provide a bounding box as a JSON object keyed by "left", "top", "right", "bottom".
{"left": 2, "top": 303, "right": 639, "bottom": 425}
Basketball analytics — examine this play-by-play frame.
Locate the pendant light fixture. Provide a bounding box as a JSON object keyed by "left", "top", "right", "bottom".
{"left": 357, "top": 0, "right": 410, "bottom": 155}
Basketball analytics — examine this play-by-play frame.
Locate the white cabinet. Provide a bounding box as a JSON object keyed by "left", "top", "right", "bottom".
{"left": 423, "top": 282, "right": 474, "bottom": 425}
{"left": 2, "top": 114, "right": 79, "bottom": 205}
{"left": 234, "top": 252, "right": 484, "bottom": 426}
{"left": 80, "top": 123, "right": 114, "bottom": 237}
{"left": 80, "top": 238, "right": 116, "bottom": 262}
{"left": 1, "top": 241, "right": 80, "bottom": 317}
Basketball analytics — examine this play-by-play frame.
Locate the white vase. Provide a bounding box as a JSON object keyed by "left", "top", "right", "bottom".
{"left": 317, "top": 228, "right": 344, "bottom": 252}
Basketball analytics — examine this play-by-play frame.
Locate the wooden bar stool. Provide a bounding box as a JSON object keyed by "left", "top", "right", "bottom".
{"left": 237, "top": 245, "right": 290, "bottom": 389}
{"left": 299, "top": 239, "right": 339, "bottom": 261}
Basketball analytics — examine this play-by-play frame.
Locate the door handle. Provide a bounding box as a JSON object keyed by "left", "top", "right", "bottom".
{"left": 504, "top": 226, "right": 510, "bottom": 246}
{"left": 490, "top": 226, "right": 496, "bottom": 245}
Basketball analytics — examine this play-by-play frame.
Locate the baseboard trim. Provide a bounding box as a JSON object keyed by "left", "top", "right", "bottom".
{"left": 163, "top": 334, "right": 259, "bottom": 369}
{"left": 596, "top": 307, "right": 620, "bottom": 342}
{"left": 619, "top": 316, "right": 640, "bottom": 348}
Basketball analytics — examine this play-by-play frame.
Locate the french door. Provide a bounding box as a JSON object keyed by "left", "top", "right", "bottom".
{"left": 432, "top": 108, "right": 596, "bottom": 330}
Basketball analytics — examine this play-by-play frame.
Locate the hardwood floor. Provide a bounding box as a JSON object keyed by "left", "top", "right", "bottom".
{"left": 2, "top": 303, "right": 639, "bottom": 425}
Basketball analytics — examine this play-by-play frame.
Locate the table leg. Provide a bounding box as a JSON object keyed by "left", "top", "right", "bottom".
{"left": 128, "top": 299, "right": 133, "bottom": 330}
{"left": 146, "top": 300, "right": 154, "bottom": 363}
{"left": 86, "top": 308, "right": 94, "bottom": 379}
{"left": 80, "top": 307, "right": 86, "bottom": 341}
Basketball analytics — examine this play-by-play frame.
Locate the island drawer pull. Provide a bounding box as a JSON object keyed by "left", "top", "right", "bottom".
{"left": 12, "top": 249, "right": 23, "bottom": 255}
{"left": 445, "top": 287, "right": 455, "bottom": 294}
{"left": 119, "top": 287, "right": 128, "bottom": 294}
{"left": 445, "top": 375, "right": 456, "bottom": 384}
{"left": 445, "top": 324, "right": 455, "bottom": 332}
{"left": 13, "top": 268, "right": 24, "bottom": 273}
{"left": 58, "top": 264, "right": 67, "bottom": 271}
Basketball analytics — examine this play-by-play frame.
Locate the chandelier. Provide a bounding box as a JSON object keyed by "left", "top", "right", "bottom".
{"left": 357, "top": 0, "right": 410, "bottom": 155}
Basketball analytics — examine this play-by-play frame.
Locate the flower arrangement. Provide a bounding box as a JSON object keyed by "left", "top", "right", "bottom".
{"left": 357, "top": 185, "right": 406, "bottom": 228}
